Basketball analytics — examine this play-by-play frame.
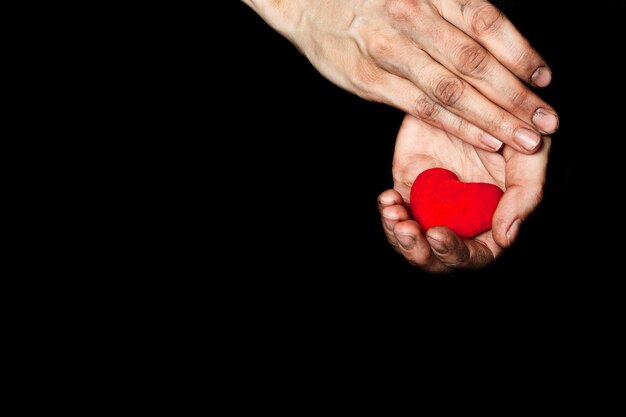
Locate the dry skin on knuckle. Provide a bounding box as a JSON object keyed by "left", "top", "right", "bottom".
{"left": 469, "top": 4, "right": 504, "bottom": 36}
{"left": 413, "top": 95, "right": 439, "bottom": 121}
{"left": 512, "top": 47, "right": 539, "bottom": 77}
{"left": 434, "top": 77, "right": 464, "bottom": 106}
{"left": 455, "top": 43, "right": 489, "bottom": 76}
{"left": 507, "top": 86, "right": 530, "bottom": 113}
{"left": 485, "top": 112, "right": 509, "bottom": 136}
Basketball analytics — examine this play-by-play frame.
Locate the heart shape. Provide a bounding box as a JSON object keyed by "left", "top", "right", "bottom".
{"left": 410, "top": 168, "right": 503, "bottom": 239}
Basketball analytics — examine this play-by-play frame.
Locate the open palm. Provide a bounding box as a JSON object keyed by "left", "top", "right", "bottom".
{"left": 378, "top": 115, "right": 550, "bottom": 273}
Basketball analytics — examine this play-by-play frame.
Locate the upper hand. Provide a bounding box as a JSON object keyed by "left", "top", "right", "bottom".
{"left": 243, "top": 0, "right": 558, "bottom": 154}
{"left": 378, "top": 114, "right": 550, "bottom": 273}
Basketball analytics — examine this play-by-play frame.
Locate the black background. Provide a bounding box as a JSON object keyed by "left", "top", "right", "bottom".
{"left": 215, "top": 2, "right": 625, "bottom": 297}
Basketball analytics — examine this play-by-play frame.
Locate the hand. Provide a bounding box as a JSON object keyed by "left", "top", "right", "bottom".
{"left": 242, "top": 0, "right": 558, "bottom": 153}
{"left": 378, "top": 114, "right": 550, "bottom": 273}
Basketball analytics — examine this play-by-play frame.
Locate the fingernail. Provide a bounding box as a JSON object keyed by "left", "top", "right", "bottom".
{"left": 514, "top": 128, "right": 541, "bottom": 152}
{"left": 532, "top": 108, "right": 559, "bottom": 133}
{"left": 531, "top": 66, "right": 552, "bottom": 88}
{"left": 379, "top": 197, "right": 395, "bottom": 206}
{"left": 479, "top": 132, "right": 503, "bottom": 151}
{"left": 397, "top": 234, "right": 415, "bottom": 250}
{"left": 426, "top": 236, "right": 448, "bottom": 254}
{"left": 506, "top": 219, "right": 522, "bottom": 246}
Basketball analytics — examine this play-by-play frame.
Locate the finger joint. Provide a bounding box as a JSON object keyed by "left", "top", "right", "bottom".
{"left": 434, "top": 77, "right": 464, "bottom": 107}
{"left": 413, "top": 96, "right": 439, "bottom": 121}
{"left": 455, "top": 43, "right": 489, "bottom": 77}
{"left": 469, "top": 3, "right": 504, "bottom": 37}
{"left": 507, "top": 87, "right": 529, "bottom": 113}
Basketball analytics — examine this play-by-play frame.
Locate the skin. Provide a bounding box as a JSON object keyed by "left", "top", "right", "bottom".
{"left": 378, "top": 114, "right": 550, "bottom": 273}
{"left": 241, "top": 0, "right": 558, "bottom": 154}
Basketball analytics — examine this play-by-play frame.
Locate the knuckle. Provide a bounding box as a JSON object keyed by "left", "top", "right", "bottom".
{"left": 367, "top": 33, "right": 395, "bottom": 62}
{"left": 485, "top": 112, "right": 507, "bottom": 135}
{"left": 469, "top": 4, "right": 504, "bottom": 36}
{"left": 352, "top": 63, "right": 383, "bottom": 93}
{"left": 384, "top": 0, "right": 415, "bottom": 23}
{"left": 513, "top": 48, "right": 539, "bottom": 76}
{"left": 434, "top": 77, "right": 464, "bottom": 106}
{"left": 455, "top": 43, "right": 489, "bottom": 77}
{"left": 413, "top": 96, "right": 439, "bottom": 121}
{"left": 507, "top": 87, "right": 530, "bottom": 113}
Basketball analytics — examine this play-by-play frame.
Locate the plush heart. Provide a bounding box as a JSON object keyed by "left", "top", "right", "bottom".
{"left": 410, "top": 168, "right": 503, "bottom": 239}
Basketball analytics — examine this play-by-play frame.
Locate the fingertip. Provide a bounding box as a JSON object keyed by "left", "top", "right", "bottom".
{"left": 491, "top": 216, "right": 520, "bottom": 249}
{"left": 532, "top": 108, "right": 559, "bottom": 134}
{"left": 506, "top": 219, "right": 522, "bottom": 247}
{"left": 425, "top": 227, "right": 459, "bottom": 254}
{"left": 492, "top": 221, "right": 510, "bottom": 248}
{"left": 491, "top": 203, "right": 515, "bottom": 248}
{"left": 378, "top": 189, "right": 403, "bottom": 207}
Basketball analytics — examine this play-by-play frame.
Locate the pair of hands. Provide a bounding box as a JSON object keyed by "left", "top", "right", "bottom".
{"left": 243, "top": 0, "right": 554, "bottom": 272}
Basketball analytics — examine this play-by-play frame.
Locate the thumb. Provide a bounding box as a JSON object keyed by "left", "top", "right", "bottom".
{"left": 492, "top": 138, "right": 551, "bottom": 248}
{"left": 492, "top": 185, "right": 543, "bottom": 248}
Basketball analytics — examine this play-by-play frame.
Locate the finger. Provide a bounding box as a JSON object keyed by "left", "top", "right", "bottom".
{"left": 377, "top": 189, "right": 405, "bottom": 212}
{"left": 393, "top": 220, "right": 450, "bottom": 273}
{"left": 380, "top": 203, "right": 411, "bottom": 251}
{"left": 425, "top": 226, "right": 497, "bottom": 269}
{"left": 411, "top": 62, "right": 544, "bottom": 153}
{"left": 437, "top": 0, "right": 553, "bottom": 87}
{"left": 388, "top": 3, "right": 558, "bottom": 138}
{"left": 492, "top": 137, "right": 552, "bottom": 248}
{"left": 419, "top": 18, "right": 558, "bottom": 137}
{"left": 369, "top": 38, "right": 545, "bottom": 153}
{"left": 373, "top": 73, "right": 505, "bottom": 152}
{"left": 378, "top": 195, "right": 448, "bottom": 274}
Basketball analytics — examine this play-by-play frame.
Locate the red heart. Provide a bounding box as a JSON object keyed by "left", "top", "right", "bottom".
{"left": 410, "top": 168, "right": 503, "bottom": 239}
